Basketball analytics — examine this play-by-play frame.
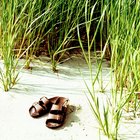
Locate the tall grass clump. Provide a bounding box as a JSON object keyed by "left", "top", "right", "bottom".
{"left": 0, "top": 0, "right": 23, "bottom": 91}
{"left": 78, "top": 0, "right": 140, "bottom": 139}
{"left": 0, "top": 0, "right": 95, "bottom": 90}
{"left": 0, "top": 0, "right": 51, "bottom": 90}
{"left": 0, "top": 0, "right": 88, "bottom": 90}
{"left": 109, "top": 0, "right": 140, "bottom": 114}
{"left": 77, "top": 1, "right": 118, "bottom": 139}
{"left": 15, "top": 0, "right": 55, "bottom": 69}
{"left": 46, "top": 0, "right": 86, "bottom": 72}
{"left": 109, "top": 0, "right": 140, "bottom": 91}
{"left": 0, "top": 0, "right": 40, "bottom": 91}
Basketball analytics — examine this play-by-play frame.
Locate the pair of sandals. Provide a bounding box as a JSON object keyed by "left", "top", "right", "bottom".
{"left": 29, "top": 96, "right": 69, "bottom": 128}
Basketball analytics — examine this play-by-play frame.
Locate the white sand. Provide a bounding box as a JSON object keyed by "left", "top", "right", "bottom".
{"left": 0, "top": 55, "right": 140, "bottom": 140}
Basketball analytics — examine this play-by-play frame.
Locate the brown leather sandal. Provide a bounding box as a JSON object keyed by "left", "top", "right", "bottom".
{"left": 29, "top": 96, "right": 59, "bottom": 118}
{"left": 46, "top": 97, "right": 69, "bottom": 128}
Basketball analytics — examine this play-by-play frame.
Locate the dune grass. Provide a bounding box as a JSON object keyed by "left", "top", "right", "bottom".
{"left": 78, "top": 0, "right": 140, "bottom": 139}
{"left": 0, "top": 0, "right": 140, "bottom": 139}
{"left": 0, "top": 0, "right": 84, "bottom": 89}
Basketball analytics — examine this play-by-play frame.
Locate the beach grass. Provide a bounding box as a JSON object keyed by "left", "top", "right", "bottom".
{"left": 0, "top": 0, "right": 140, "bottom": 139}
{"left": 78, "top": 0, "right": 140, "bottom": 139}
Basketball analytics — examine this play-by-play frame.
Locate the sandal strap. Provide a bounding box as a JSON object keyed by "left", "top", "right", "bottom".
{"left": 32, "top": 102, "right": 45, "bottom": 113}
{"left": 50, "top": 104, "right": 64, "bottom": 114}
{"left": 39, "top": 97, "right": 50, "bottom": 110}
{"left": 46, "top": 114, "right": 64, "bottom": 124}
{"left": 40, "top": 96, "right": 50, "bottom": 105}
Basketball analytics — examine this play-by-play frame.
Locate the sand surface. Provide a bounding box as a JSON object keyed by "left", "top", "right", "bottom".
{"left": 0, "top": 54, "right": 140, "bottom": 140}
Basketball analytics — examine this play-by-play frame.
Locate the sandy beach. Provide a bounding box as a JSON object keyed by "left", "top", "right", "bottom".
{"left": 0, "top": 55, "right": 140, "bottom": 140}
